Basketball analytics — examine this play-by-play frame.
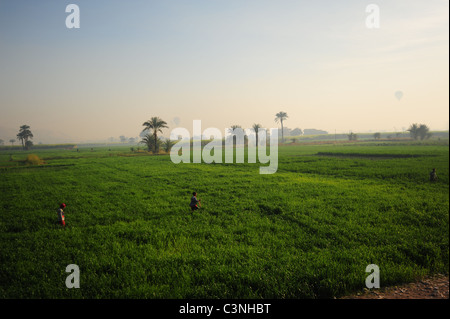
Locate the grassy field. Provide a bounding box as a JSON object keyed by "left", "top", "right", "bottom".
{"left": 0, "top": 141, "right": 448, "bottom": 298}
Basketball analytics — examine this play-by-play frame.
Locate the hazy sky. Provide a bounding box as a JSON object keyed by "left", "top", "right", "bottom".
{"left": 0, "top": 0, "right": 448, "bottom": 143}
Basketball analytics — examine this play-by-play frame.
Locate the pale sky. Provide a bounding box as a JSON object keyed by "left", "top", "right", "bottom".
{"left": 0, "top": 0, "right": 448, "bottom": 143}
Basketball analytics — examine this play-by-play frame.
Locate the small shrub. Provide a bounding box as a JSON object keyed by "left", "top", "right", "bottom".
{"left": 25, "top": 154, "right": 43, "bottom": 165}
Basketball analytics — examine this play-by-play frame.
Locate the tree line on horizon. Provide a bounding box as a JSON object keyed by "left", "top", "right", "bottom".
{"left": 139, "top": 112, "right": 291, "bottom": 153}
{"left": 0, "top": 120, "right": 437, "bottom": 151}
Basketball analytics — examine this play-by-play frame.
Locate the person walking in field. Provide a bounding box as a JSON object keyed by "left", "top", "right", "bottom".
{"left": 430, "top": 168, "right": 438, "bottom": 182}
{"left": 190, "top": 192, "right": 201, "bottom": 211}
{"left": 57, "top": 203, "right": 67, "bottom": 227}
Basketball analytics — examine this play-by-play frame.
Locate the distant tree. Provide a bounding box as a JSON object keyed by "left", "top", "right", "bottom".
{"left": 251, "top": 123, "right": 262, "bottom": 146}
{"left": 274, "top": 111, "right": 288, "bottom": 142}
{"left": 418, "top": 124, "right": 431, "bottom": 140}
{"left": 278, "top": 127, "right": 291, "bottom": 137}
{"left": 119, "top": 135, "right": 127, "bottom": 143}
{"left": 373, "top": 132, "right": 381, "bottom": 140}
{"left": 9, "top": 139, "right": 15, "bottom": 146}
{"left": 25, "top": 140, "right": 33, "bottom": 150}
{"left": 290, "top": 128, "right": 303, "bottom": 136}
{"left": 407, "top": 123, "right": 420, "bottom": 140}
{"left": 16, "top": 125, "right": 33, "bottom": 150}
{"left": 0, "top": 139, "right": 4, "bottom": 145}
{"left": 128, "top": 137, "right": 136, "bottom": 144}
{"left": 348, "top": 132, "right": 358, "bottom": 141}
{"left": 108, "top": 137, "right": 114, "bottom": 143}
{"left": 142, "top": 117, "right": 168, "bottom": 153}
{"left": 407, "top": 123, "right": 431, "bottom": 140}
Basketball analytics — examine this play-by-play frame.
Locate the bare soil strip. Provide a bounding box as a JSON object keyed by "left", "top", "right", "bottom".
{"left": 341, "top": 274, "right": 449, "bottom": 299}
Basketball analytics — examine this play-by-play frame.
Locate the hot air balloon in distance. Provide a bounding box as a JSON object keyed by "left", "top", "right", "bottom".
{"left": 395, "top": 91, "right": 403, "bottom": 101}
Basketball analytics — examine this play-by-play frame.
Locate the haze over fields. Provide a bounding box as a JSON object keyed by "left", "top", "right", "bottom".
{"left": 0, "top": 0, "right": 448, "bottom": 144}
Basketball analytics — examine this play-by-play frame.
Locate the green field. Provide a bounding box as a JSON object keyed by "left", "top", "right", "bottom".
{"left": 0, "top": 141, "right": 448, "bottom": 298}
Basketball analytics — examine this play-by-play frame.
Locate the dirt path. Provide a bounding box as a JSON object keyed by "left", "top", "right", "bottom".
{"left": 341, "top": 274, "right": 449, "bottom": 299}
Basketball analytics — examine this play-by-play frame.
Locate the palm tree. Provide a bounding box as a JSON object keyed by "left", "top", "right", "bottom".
{"left": 140, "top": 134, "right": 150, "bottom": 151}
{"left": 142, "top": 117, "right": 168, "bottom": 153}
{"left": 227, "top": 125, "right": 244, "bottom": 145}
{"left": 140, "top": 134, "right": 163, "bottom": 152}
{"left": 17, "top": 125, "right": 33, "bottom": 150}
{"left": 252, "top": 123, "right": 262, "bottom": 147}
{"left": 162, "top": 139, "right": 175, "bottom": 153}
{"left": 227, "top": 125, "right": 242, "bottom": 134}
{"left": 274, "top": 111, "right": 288, "bottom": 142}
{"left": 16, "top": 132, "right": 23, "bottom": 149}
{"left": 9, "top": 139, "right": 15, "bottom": 146}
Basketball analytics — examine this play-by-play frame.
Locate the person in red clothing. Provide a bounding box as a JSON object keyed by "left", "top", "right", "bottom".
{"left": 189, "top": 192, "right": 201, "bottom": 211}
{"left": 57, "top": 203, "right": 67, "bottom": 227}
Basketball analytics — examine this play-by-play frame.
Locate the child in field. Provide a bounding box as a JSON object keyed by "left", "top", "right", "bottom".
{"left": 190, "top": 192, "right": 201, "bottom": 211}
{"left": 430, "top": 168, "right": 438, "bottom": 182}
{"left": 57, "top": 203, "right": 66, "bottom": 227}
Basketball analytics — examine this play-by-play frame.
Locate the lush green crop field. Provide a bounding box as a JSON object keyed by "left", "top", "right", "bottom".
{"left": 0, "top": 141, "right": 448, "bottom": 298}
